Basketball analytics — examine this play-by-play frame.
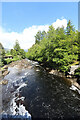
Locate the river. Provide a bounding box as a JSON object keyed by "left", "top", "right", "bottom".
{"left": 1, "top": 59, "right": 80, "bottom": 120}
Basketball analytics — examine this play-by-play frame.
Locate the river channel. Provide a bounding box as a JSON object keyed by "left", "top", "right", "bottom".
{"left": 1, "top": 59, "right": 80, "bottom": 120}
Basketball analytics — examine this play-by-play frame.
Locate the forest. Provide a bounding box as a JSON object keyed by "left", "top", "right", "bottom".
{"left": 26, "top": 20, "right": 80, "bottom": 75}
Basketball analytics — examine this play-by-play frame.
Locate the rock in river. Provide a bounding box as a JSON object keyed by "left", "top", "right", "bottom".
{"left": 0, "top": 79, "right": 8, "bottom": 85}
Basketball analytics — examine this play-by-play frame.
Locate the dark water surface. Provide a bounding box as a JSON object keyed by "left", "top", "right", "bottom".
{"left": 20, "top": 65, "right": 80, "bottom": 119}
{"left": 2, "top": 60, "right": 80, "bottom": 120}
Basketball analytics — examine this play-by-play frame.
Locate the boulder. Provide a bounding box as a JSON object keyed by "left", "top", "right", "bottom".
{"left": 0, "top": 80, "right": 8, "bottom": 85}
{"left": 2, "top": 80, "right": 8, "bottom": 85}
{"left": 73, "top": 82, "right": 80, "bottom": 89}
{"left": 3, "top": 70, "right": 9, "bottom": 76}
{"left": 3, "top": 65, "right": 8, "bottom": 70}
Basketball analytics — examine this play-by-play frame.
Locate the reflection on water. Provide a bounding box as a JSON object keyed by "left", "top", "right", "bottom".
{"left": 1, "top": 60, "right": 80, "bottom": 119}
{"left": 20, "top": 66, "right": 80, "bottom": 119}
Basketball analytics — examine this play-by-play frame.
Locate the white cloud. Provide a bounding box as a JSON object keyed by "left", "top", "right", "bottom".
{"left": 0, "top": 18, "right": 67, "bottom": 50}
{"left": 52, "top": 19, "right": 67, "bottom": 29}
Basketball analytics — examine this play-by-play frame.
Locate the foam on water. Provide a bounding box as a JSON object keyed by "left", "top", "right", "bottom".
{"left": 10, "top": 96, "right": 31, "bottom": 117}
{"left": 2, "top": 65, "right": 32, "bottom": 119}
{"left": 17, "top": 83, "right": 27, "bottom": 92}
{"left": 10, "top": 83, "right": 31, "bottom": 119}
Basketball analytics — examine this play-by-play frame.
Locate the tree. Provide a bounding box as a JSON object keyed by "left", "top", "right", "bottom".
{"left": 10, "top": 40, "right": 26, "bottom": 60}
{"left": 35, "top": 30, "right": 46, "bottom": 44}
{"left": 78, "top": 32, "right": 80, "bottom": 61}
{"left": 66, "top": 20, "right": 75, "bottom": 35}
{"left": 56, "top": 26, "right": 66, "bottom": 40}
{"left": 0, "top": 43, "right": 5, "bottom": 67}
{"left": 14, "top": 40, "right": 21, "bottom": 55}
{"left": 26, "top": 20, "right": 79, "bottom": 74}
{"left": 20, "top": 49, "right": 26, "bottom": 59}
{"left": 10, "top": 49, "right": 17, "bottom": 56}
{"left": 47, "top": 25, "right": 56, "bottom": 40}
{"left": 35, "top": 31, "right": 42, "bottom": 44}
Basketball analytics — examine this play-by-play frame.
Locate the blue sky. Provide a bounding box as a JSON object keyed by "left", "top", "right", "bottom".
{"left": 0, "top": 2, "right": 78, "bottom": 49}
{"left": 2, "top": 2, "right": 78, "bottom": 32}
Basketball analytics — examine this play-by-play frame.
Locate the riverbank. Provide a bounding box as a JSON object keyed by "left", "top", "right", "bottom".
{"left": 1, "top": 59, "right": 80, "bottom": 90}
{"left": 0, "top": 65, "right": 9, "bottom": 85}
{"left": 45, "top": 67, "right": 80, "bottom": 90}
{"left": 38, "top": 61, "right": 80, "bottom": 91}
{"left": 7, "top": 59, "right": 32, "bottom": 69}
{"left": 0, "top": 59, "right": 32, "bottom": 85}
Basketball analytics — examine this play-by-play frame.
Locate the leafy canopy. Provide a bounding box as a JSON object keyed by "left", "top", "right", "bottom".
{"left": 26, "top": 20, "right": 79, "bottom": 73}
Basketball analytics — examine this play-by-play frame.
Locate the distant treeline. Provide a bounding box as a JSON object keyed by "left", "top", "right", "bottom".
{"left": 26, "top": 20, "right": 80, "bottom": 74}
{"left": 0, "top": 40, "right": 26, "bottom": 67}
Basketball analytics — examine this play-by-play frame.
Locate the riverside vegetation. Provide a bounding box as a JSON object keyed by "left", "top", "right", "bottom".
{"left": 26, "top": 20, "right": 80, "bottom": 79}
{"left": 0, "top": 40, "right": 26, "bottom": 79}
{"left": 0, "top": 40, "right": 26, "bottom": 67}
{"left": 0, "top": 20, "right": 80, "bottom": 82}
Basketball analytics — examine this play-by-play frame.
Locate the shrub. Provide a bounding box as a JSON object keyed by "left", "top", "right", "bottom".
{"left": 74, "top": 67, "right": 80, "bottom": 77}
{"left": 5, "top": 58, "right": 12, "bottom": 64}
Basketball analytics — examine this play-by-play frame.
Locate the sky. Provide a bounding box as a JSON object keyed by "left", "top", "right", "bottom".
{"left": 0, "top": 2, "right": 78, "bottom": 50}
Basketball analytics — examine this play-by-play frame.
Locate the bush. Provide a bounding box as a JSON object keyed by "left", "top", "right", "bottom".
{"left": 12, "top": 56, "right": 21, "bottom": 61}
{"left": 74, "top": 67, "right": 80, "bottom": 77}
{"left": 5, "top": 58, "right": 12, "bottom": 64}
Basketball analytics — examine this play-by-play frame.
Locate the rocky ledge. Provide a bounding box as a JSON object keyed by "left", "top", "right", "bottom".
{"left": 0, "top": 59, "right": 32, "bottom": 85}
{"left": 0, "top": 66, "right": 9, "bottom": 79}
{"left": 0, "top": 65, "right": 9, "bottom": 85}
{"left": 8, "top": 59, "right": 32, "bottom": 69}
{"left": 49, "top": 66, "right": 80, "bottom": 90}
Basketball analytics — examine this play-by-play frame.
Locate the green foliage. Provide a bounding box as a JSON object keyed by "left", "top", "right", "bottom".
{"left": 78, "top": 32, "right": 80, "bottom": 61}
{"left": 12, "top": 56, "right": 21, "bottom": 61}
{"left": 6, "top": 50, "right": 11, "bottom": 55}
{"left": 26, "top": 20, "right": 79, "bottom": 74}
{"left": 20, "top": 49, "right": 26, "bottom": 59}
{"left": 35, "top": 30, "right": 46, "bottom": 44}
{"left": 66, "top": 20, "right": 75, "bottom": 35}
{"left": 14, "top": 40, "right": 21, "bottom": 54}
{"left": 74, "top": 67, "right": 80, "bottom": 77}
{"left": 10, "top": 40, "right": 26, "bottom": 60}
{"left": 5, "top": 58, "right": 12, "bottom": 64}
{"left": 0, "top": 43, "right": 6, "bottom": 67}
{"left": 0, "top": 40, "right": 26, "bottom": 66}
{"left": 10, "top": 49, "right": 17, "bottom": 56}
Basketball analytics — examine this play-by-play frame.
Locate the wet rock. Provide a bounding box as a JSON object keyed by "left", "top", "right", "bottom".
{"left": 36, "top": 69, "right": 40, "bottom": 72}
{"left": 3, "top": 71, "right": 9, "bottom": 76}
{"left": 0, "top": 81, "right": 2, "bottom": 85}
{"left": 0, "top": 65, "right": 9, "bottom": 78}
{"left": 69, "top": 64, "right": 80, "bottom": 75}
{"left": 49, "top": 69, "right": 58, "bottom": 74}
{"left": 0, "top": 80, "right": 8, "bottom": 85}
{"left": 0, "top": 71, "right": 2, "bottom": 77}
{"left": 8, "top": 59, "right": 32, "bottom": 69}
{"left": 27, "top": 66, "right": 32, "bottom": 69}
{"left": 77, "top": 77, "right": 80, "bottom": 85}
{"left": 3, "top": 66, "right": 8, "bottom": 70}
{"left": 46, "top": 67, "right": 50, "bottom": 70}
{"left": 66, "top": 75, "right": 72, "bottom": 78}
{"left": 2, "top": 80, "right": 8, "bottom": 85}
{"left": 73, "top": 82, "right": 80, "bottom": 90}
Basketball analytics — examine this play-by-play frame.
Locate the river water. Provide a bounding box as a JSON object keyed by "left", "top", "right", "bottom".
{"left": 1, "top": 59, "right": 80, "bottom": 120}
